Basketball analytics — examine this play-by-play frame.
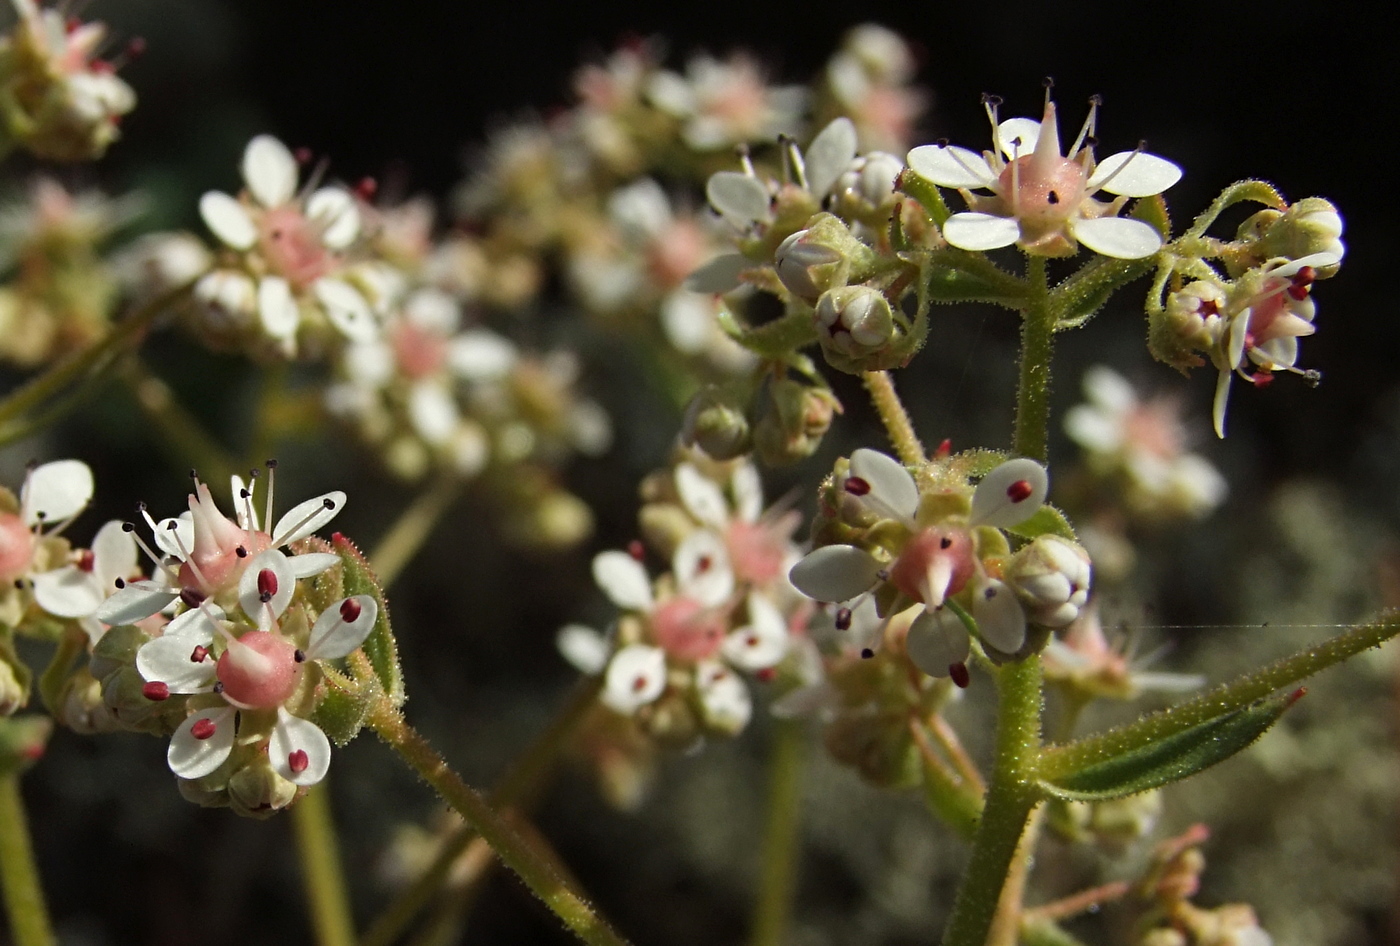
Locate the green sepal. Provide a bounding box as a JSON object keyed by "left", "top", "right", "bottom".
{"left": 311, "top": 680, "right": 371, "bottom": 747}
{"left": 717, "top": 303, "right": 819, "bottom": 358}
{"left": 330, "top": 534, "right": 405, "bottom": 706}
{"left": 1036, "top": 689, "right": 1300, "bottom": 801}
{"left": 1005, "top": 503, "right": 1077, "bottom": 542}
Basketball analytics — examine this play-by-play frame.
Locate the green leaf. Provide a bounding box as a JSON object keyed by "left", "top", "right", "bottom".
{"left": 311, "top": 684, "right": 371, "bottom": 747}
{"left": 332, "top": 533, "right": 405, "bottom": 706}
{"left": 1037, "top": 689, "right": 1301, "bottom": 801}
{"left": 1005, "top": 503, "right": 1076, "bottom": 542}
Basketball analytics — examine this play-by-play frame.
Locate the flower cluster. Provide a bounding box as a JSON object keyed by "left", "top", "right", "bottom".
{"left": 789, "top": 448, "right": 1091, "bottom": 682}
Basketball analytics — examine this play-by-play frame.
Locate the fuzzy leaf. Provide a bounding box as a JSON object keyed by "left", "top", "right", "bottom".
{"left": 1037, "top": 689, "right": 1300, "bottom": 801}
{"left": 331, "top": 533, "right": 405, "bottom": 706}
{"left": 311, "top": 684, "right": 371, "bottom": 747}
{"left": 1005, "top": 503, "right": 1076, "bottom": 542}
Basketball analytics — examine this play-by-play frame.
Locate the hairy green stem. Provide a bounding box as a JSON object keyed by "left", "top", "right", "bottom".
{"left": 862, "top": 371, "right": 924, "bottom": 466}
{"left": 0, "top": 773, "right": 56, "bottom": 946}
{"left": 1013, "top": 258, "right": 1053, "bottom": 462}
{"left": 369, "top": 475, "right": 465, "bottom": 591}
{"left": 1038, "top": 610, "right": 1400, "bottom": 778}
{"left": 360, "top": 678, "right": 601, "bottom": 946}
{"left": 941, "top": 656, "right": 1044, "bottom": 946}
{"left": 290, "top": 783, "right": 356, "bottom": 946}
{"left": 367, "top": 697, "right": 631, "bottom": 946}
{"left": 747, "top": 720, "right": 807, "bottom": 946}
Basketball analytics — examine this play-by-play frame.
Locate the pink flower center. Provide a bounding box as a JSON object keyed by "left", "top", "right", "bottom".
{"left": 259, "top": 206, "right": 333, "bottom": 289}
{"left": 651, "top": 597, "right": 726, "bottom": 661}
{"left": 997, "top": 155, "right": 1086, "bottom": 232}
{"left": 726, "top": 520, "right": 786, "bottom": 585}
{"left": 215, "top": 631, "right": 303, "bottom": 709}
{"left": 0, "top": 513, "right": 36, "bottom": 584}
{"left": 390, "top": 321, "right": 449, "bottom": 379}
{"left": 889, "top": 527, "right": 975, "bottom": 607}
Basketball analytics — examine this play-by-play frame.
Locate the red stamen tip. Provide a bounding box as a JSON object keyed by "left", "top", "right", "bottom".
{"left": 126, "top": 37, "right": 147, "bottom": 59}
{"left": 627, "top": 539, "right": 645, "bottom": 561}
{"left": 339, "top": 597, "right": 362, "bottom": 623}
{"left": 949, "top": 662, "right": 970, "bottom": 688}
{"left": 65, "top": 16, "right": 81, "bottom": 33}
{"left": 1006, "top": 479, "right": 1034, "bottom": 503}
{"left": 142, "top": 681, "right": 170, "bottom": 701}
{"left": 1251, "top": 371, "right": 1275, "bottom": 389}
{"left": 844, "top": 476, "right": 871, "bottom": 496}
{"left": 20, "top": 744, "right": 44, "bottom": 761}
{"left": 294, "top": 147, "right": 314, "bottom": 165}
{"left": 934, "top": 438, "right": 952, "bottom": 458}
{"left": 631, "top": 675, "right": 649, "bottom": 693}
{"left": 191, "top": 718, "right": 217, "bottom": 740}
{"left": 90, "top": 59, "right": 114, "bottom": 74}
{"left": 288, "top": 749, "right": 309, "bottom": 774}
{"left": 257, "top": 568, "right": 279, "bottom": 598}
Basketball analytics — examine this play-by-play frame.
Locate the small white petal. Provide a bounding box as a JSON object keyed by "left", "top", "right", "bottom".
{"left": 31, "top": 567, "right": 101, "bottom": 618}
{"left": 199, "top": 192, "right": 257, "bottom": 250}
{"left": 22, "top": 459, "right": 94, "bottom": 526}
{"left": 849, "top": 449, "right": 919, "bottom": 520}
{"left": 272, "top": 491, "right": 345, "bottom": 546}
{"left": 90, "top": 517, "right": 141, "bottom": 585}
{"left": 306, "top": 595, "right": 379, "bottom": 660}
{"left": 94, "top": 581, "right": 179, "bottom": 626}
{"left": 720, "top": 593, "right": 789, "bottom": 670}
{"left": 973, "top": 579, "right": 1027, "bottom": 652}
{"left": 731, "top": 462, "right": 763, "bottom": 524}
{"left": 675, "top": 464, "right": 729, "bottom": 528}
{"left": 1088, "top": 152, "right": 1183, "bottom": 197}
{"left": 168, "top": 706, "right": 237, "bottom": 779}
{"left": 136, "top": 618, "right": 219, "bottom": 692}
{"left": 592, "top": 551, "right": 654, "bottom": 611}
{"left": 1063, "top": 405, "right": 1122, "bottom": 453}
{"left": 1083, "top": 365, "right": 1137, "bottom": 414}
{"left": 242, "top": 135, "right": 298, "bottom": 207}
{"left": 971, "top": 458, "right": 1048, "bottom": 528}
{"left": 557, "top": 623, "right": 611, "bottom": 675}
{"left": 673, "top": 530, "right": 734, "bottom": 607}
{"left": 448, "top": 331, "right": 517, "bottom": 380}
{"left": 1071, "top": 216, "right": 1162, "bottom": 260}
{"left": 770, "top": 681, "right": 839, "bottom": 719}
{"left": 1130, "top": 671, "right": 1208, "bottom": 695}
{"left": 149, "top": 512, "right": 194, "bottom": 561}
{"left": 943, "top": 212, "right": 1022, "bottom": 251}
{"left": 683, "top": 254, "right": 747, "bottom": 294}
{"left": 270, "top": 709, "right": 333, "bottom": 786}
{"left": 307, "top": 188, "right": 361, "bottom": 249}
{"left": 408, "top": 383, "right": 459, "bottom": 445}
{"left": 601, "top": 644, "right": 667, "bottom": 713}
{"left": 997, "top": 117, "right": 1043, "bottom": 157}
{"left": 313, "top": 278, "right": 378, "bottom": 342}
{"left": 696, "top": 662, "right": 752, "bottom": 734}
{"left": 237, "top": 549, "right": 296, "bottom": 622}
{"left": 904, "top": 609, "right": 971, "bottom": 677}
{"left": 804, "top": 117, "right": 858, "bottom": 198}
{"left": 1213, "top": 369, "right": 1232, "bottom": 439}
{"left": 706, "top": 172, "right": 771, "bottom": 224}
{"left": 788, "top": 545, "right": 882, "bottom": 603}
{"left": 258, "top": 276, "right": 300, "bottom": 340}
{"left": 288, "top": 552, "right": 340, "bottom": 579}
{"left": 906, "top": 144, "right": 996, "bottom": 189}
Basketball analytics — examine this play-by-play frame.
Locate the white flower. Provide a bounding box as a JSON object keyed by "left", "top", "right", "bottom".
{"left": 198, "top": 135, "right": 382, "bottom": 346}
{"left": 907, "top": 95, "right": 1181, "bottom": 259}
{"left": 30, "top": 520, "right": 137, "bottom": 644}
{"left": 646, "top": 54, "right": 805, "bottom": 152}
{"left": 0, "top": 459, "right": 96, "bottom": 585}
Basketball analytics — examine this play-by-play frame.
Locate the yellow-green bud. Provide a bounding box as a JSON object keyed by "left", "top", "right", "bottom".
{"left": 815, "top": 286, "right": 896, "bottom": 370}
{"left": 228, "top": 755, "right": 301, "bottom": 819}
{"left": 681, "top": 386, "right": 753, "bottom": 460}
{"left": 754, "top": 379, "right": 841, "bottom": 465}
{"left": 1240, "top": 198, "right": 1344, "bottom": 276}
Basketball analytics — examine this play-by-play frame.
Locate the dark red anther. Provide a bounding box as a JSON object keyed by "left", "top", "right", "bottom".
{"left": 257, "top": 568, "right": 279, "bottom": 598}
{"left": 696, "top": 555, "right": 712, "bottom": 573}
{"left": 65, "top": 16, "right": 81, "bottom": 33}
{"left": 844, "top": 476, "right": 872, "bottom": 496}
{"left": 20, "top": 744, "right": 44, "bottom": 761}
{"left": 1006, "top": 479, "right": 1034, "bottom": 504}
{"left": 835, "top": 607, "right": 853, "bottom": 630}
{"left": 180, "top": 587, "right": 206, "bottom": 608}
{"left": 631, "top": 675, "right": 649, "bottom": 693}
{"left": 354, "top": 177, "right": 378, "bottom": 200}
{"left": 288, "top": 749, "right": 310, "bottom": 774}
{"left": 949, "top": 662, "right": 970, "bottom": 688}
{"left": 142, "top": 681, "right": 170, "bottom": 701}
{"left": 1200, "top": 298, "right": 1220, "bottom": 317}
{"left": 339, "top": 597, "right": 362, "bottom": 623}
{"left": 1250, "top": 371, "right": 1275, "bottom": 389}
{"left": 756, "top": 667, "right": 776, "bottom": 683}
{"left": 294, "top": 147, "right": 313, "bottom": 164}
{"left": 934, "top": 438, "right": 952, "bottom": 458}
{"left": 190, "top": 718, "right": 217, "bottom": 740}
{"left": 77, "top": 549, "right": 95, "bottom": 573}
{"left": 1291, "top": 265, "right": 1316, "bottom": 289}
{"left": 190, "top": 645, "right": 209, "bottom": 663}
{"left": 627, "top": 539, "right": 645, "bottom": 561}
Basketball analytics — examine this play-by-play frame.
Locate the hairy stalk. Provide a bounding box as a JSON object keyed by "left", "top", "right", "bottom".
{"left": 290, "top": 783, "right": 356, "bottom": 946}
{"left": 986, "top": 807, "right": 1044, "bottom": 946}
{"left": 118, "top": 358, "right": 239, "bottom": 486}
{"left": 0, "top": 773, "right": 56, "bottom": 946}
{"left": 1022, "top": 881, "right": 1130, "bottom": 925}
{"left": 366, "top": 696, "right": 632, "bottom": 946}
{"left": 360, "top": 678, "right": 602, "bottom": 946}
{"left": 941, "top": 656, "right": 1044, "bottom": 946}
{"left": 1013, "top": 257, "right": 1053, "bottom": 463}
{"left": 369, "top": 474, "right": 465, "bottom": 590}
{"left": 862, "top": 370, "right": 924, "bottom": 466}
{"left": 748, "top": 720, "right": 807, "bottom": 946}
{"left": 927, "top": 714, "right": 985, "bottom": 795}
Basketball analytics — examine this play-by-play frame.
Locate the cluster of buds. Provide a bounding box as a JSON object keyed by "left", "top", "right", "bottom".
{"left": 789, "top": 448, "right": 1091, "bottom": 683}
{"left": 0, "top": 0, "right": 136, "bottom": 162}
{"left": 1150, "top": 198, "right": 1344, "bottom": 437}
{"left": 0, "top": 177, "right": 132, "bottom": 366}
{"left": 1064, "top": 366, "right": 1228, "bottom": 522}
{"left": 1132, "top": 824, "right": 1275, "bottom": 946}
{"left": 558, "top": 452, "right": 814, "bottom": 769}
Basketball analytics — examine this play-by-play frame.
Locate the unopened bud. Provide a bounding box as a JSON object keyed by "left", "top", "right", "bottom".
{"left": 681, "top": 386, "right": 752, "bottom": 460}
{"left": 0, "top": 659, "right": 26, "bottom": 717}
{"left": 823, "top": 714, "right": 919, "bottom": 788}
{"left": 754, "top": 379, "right": 841, "bottom": 465}
{"left": 0, "top": 716, "right": 52, "bottom": 776}
{"left": 815, "top": 286, "right": 896, "bottom": 368}
{"left": 1004, "top": 535, "right": 1092, "bottom": 629}
{"left": 56, "top": 669, "right": 120, "bottom": 735}
{"left": 89, "top": 624, "right": 151, "bottom": 685}
{"left": 774, "top": 230, "right": 844, "bottom": 302}
{"left": 1241, "top": 198, "right": 1345, "bottom": 276}
{"left": 829, "top": 152, "right": 905, "bottom": 220}
{"left": 228, "top": 754, "right": 300, "bottom": 819}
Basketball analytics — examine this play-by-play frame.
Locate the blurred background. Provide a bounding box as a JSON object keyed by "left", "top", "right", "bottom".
{"left": 3, "top": 1, "right": 1396, "bottom": 944}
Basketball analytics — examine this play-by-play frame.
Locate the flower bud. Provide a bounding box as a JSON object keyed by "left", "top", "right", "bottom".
{"left": 101, "top": 666, "right": 176, "bottom": 734}
{"left": 754, "top": 379, "right": 841, "bottom": 465}
{"left": 56, "top": 668, "right": 121, "bottom": 735}
{"left": 1004, "top": 535, "right": 1092, "bottom": 628}
{"left": 89, "top": 624, "right": 151, "bottom": 685}
{"left": 814, "top": 286, "right": 896, "bottom": 368}
{"left": 829, "top": 152, "right": 904, "bottom": 220}
{"left": 771, "top": 213, "right": 868, "bottom": 302}
{"left": 228, "top": 754, "right": 301, "bottom": 819}
{"left": 1240, "top": 198, "right": 1344, "bottom": 276}
{"left": 681, "top": 386, "right": 753, "bottom": 460}
{"left": 0, "top": 655, "right": 27, "bottom": 717}
{"left": 1152, "top": 279, "right": 1226, "bottom": 371}
{"left": 0, "top": 715, "right": 51, "bottom": 775}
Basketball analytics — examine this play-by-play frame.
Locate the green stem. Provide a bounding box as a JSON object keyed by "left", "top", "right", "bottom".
{"left": 1013, "top": 257, "right": 1054, "bottom": 462}
{"left": 367, "top": 697, "right": 632, "bottom": 946}
{"left": 0, "top": 773, "right": 56, "bottom": 946}
{"left": 118, "top": 358, "right": 239, "bottom": 487}
{"left": 369, "top": 475, "right": 465, "bottom": 591}
{"left": 910, "top": 720, "right": 982, "bottom": 841}
{"left": 747, "top": 720, "right": 806, "bottom": 946}
{"left": 941, "top": 656, "right": 1044, "bottom": 946}
{"left": 862, "top": 371, "right": 924, "bottom": 466}
{"left": 1038, "top": 610, "right": 1400, "bottom": 778}
{"left": 290, "top": 783, "right": 356, "bottom": 946}
{"left": 360, "top": 677, "right": 601, "bottom": 946}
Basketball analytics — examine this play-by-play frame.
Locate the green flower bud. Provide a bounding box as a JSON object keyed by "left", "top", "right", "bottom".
{"left": 1004, "top": 535, "right": 1092, "bottom": 628}
{"left": 771, "top": 213, "right": 869, "bottom": 302}
{"left": 0, "top": 652, "right": 28, "bottom": 717}
{"left": 228, "top": 754, "right": 301, "bottom": 819}
{"left": 0, "top": 716, "right": 52, "bottom": 776}
{"left": 89, "top": 624, "right": 151, "bottom": 685}
{"left": 823, "top": 713, "right": 919, "bottom": 788}
{"left": 1239, "top": 198, "right": 1344, "bottom": 277}
{"left": 681, "top": 386, "right": 753, "bottom": 460}
{"left": 56, "top": 668, "right": 120, "bottom": 735}
{"left": 754, "top": 379, "right": 841, "bottom": 465}
{"left": 814, "top": 286, "right": 897, "bottom": 370}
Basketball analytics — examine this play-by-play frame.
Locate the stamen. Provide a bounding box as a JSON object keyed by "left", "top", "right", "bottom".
{"left": 735, "top": 143, "right": 756, "bottom": 178}
{"left": 166, "top": 521, "right": 210, "bottom": 590}
{"left": 949, "top": 662, "right": 970, "bottom": 688}
{"left": 835, "top": 607, "right": 852, "bottom": 631}
{"left": 1087, "top": 141, "right": 1147, "bottom": 194}
{"left": 1068, "top": 96, "right": 1101, "bottom": 159}
{"left": 786, "top": 136, "right": 809, "bottom": 191}
{"left": 627, "top": 539, "right": 645, "bottom": 562}
{"left": 294, "top": 649, "right": 306, "bottom": 663}
{"left": 1006, "top": 479, "right": 1034, "bottom": 504}
{"left": 190, "top": 645, "right": 209, "bottom": 663}
{"left": 125, "top": 520, "right": 183, "bottom": 583}
{"left": 756, "top": 667, "right": 776, "bottom": 683}
{"left": 263, "top": 459, "right": 278, "bottom": 531}
{"left": 844, "top": 476, "right": 871, "bottom": 496}
{"left": 179, "top": 587, "right": 206, "bottom": 609}
{"left": 257, "top": 568, "right": 279, "bottom": 600}
{"left": 860, "top": 648, "right": 874, "bottom": 659}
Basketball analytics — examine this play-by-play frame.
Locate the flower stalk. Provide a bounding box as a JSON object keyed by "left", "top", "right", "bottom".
{"left": 0, "top": 773, "right": 56, "bottom": 946}
{"left": 290, "top": 784, "right": 356, "bottom": 946}
{"left": 370, "top": 474, "right": 466, "bottom": 590}
{"left": 862, "top": 370, "right": 924, "bottom": 466}
{"left": 748, "top": 720, "right": 807, "bottom": 946}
